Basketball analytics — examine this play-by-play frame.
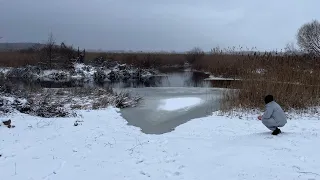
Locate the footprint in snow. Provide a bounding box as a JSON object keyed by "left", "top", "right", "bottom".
{"left": 140, "top": 171, "right": 150, "bottom": 177}
{"left": 165, "top": 158, "right": 176, "bottom": 163}
{"left": 24, "top": 145, "right": 32, "bottom": 150}
{"left": 297, "top": 173, "right": 319, "bottom": 180}
{"left": 136, "top": 159, "right": 144, "bottom": 164}
{"left": 293, "top": 165, "right": 320, "bottom": 179}
{"left": 164, "top": 165, "right": 184, "bottom": 178}
{"left": 165, "top": 171, "right": 181, "bottom": 178}
{"left": 32, "top": 156, "right": 40, "bottom": 160}
{"left": 273, "top": 147, "right": 291, "bottom": 152}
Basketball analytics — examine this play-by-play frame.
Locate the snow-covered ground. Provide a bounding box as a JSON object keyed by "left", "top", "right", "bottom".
{"left": 1, "top": 108, "right": 320, "bottom": 180}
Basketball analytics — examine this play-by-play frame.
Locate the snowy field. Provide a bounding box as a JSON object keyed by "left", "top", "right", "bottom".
{"left": 1, "top": 107, "right": 320, "bottom": 180}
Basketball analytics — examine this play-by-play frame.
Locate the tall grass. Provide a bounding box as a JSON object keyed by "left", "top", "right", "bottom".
{"left": 0, "top": 51, "right": 187, "bottom": 68}
{"left": 219, "top": 53, "right": 320, "bottom": 111}
{"left": 0, "top": 52, "right": 39, "bottom": 67}
{"left": 86, "top": 52, "right": 186, "bottom": 68}
{"left": 0, "top": 43, "right": 77, "bottom": 68}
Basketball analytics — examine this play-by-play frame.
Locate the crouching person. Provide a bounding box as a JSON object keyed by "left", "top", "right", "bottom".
{"left": 258, "top": 95, "right": 287, "bottom": 135}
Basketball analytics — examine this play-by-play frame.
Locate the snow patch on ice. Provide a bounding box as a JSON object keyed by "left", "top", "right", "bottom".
{"left": 157, "top": 97, "right": 203, "bottom": 111}
{"left": 204, "top": 75, "right": 241, "bottom": 81}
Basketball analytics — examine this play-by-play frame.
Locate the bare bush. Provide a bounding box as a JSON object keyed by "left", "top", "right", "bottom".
{"left": 93, "top": 69, "right": 107, "bottom": 83}
{"left": 284, "top": 42, "right": 299, "bottom": 55}
{"left": 44, "top": 32, "right": 55, "bottom": 67}
{"left": 185, "top": 47, "right": 205, "bottom": 64}
{"left": 0, "top": 82, "right": 140, "bottom": 117}
{"left": 32, "top": 33, "right": 78, "bottom": 69}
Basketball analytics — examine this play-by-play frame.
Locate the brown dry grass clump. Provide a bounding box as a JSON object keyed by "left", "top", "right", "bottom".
{"left": 191, "top": 54, "right": 252, "bottom": 78}
{"left": 86, "top": 52, "right": 186, "bottom": 68}
{"left": 220, "top": 53, "right": 320, "bottom": 111}
{"left": 0, "top": 41, "right": 77, "bottom": 68}
{"left": 0, "top": 51, "right": 187, "bottom": 68}
{"left": 0, "top": 52, "right": 39, "bottom": 67}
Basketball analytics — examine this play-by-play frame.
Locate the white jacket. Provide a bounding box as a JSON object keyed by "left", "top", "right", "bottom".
{"left": 262, "top": 101, "right": 287, "bottom": 126}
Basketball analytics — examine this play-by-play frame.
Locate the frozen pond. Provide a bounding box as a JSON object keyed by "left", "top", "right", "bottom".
{"left": 119, "top": 87, "right": 223, "bottom": 134}
{"left": 110, "top": 68, "right": 227, "bottom": 134}
{"left": 2, "top": 67, "right": 233, "bottom": 134}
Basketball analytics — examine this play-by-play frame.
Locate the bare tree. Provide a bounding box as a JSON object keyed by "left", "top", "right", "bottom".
{"left": 297, "top": 20, "right": 320, "bottom": 56}
{"left": 37, "top": 33, "right": 79, "bottom": 69}
{"left": 186, "top": 47, "right": 204, "bottom": 64}
{"left": 60, "top": 42, "right": 75, "bottom": 61}
{"left": 45, "top": 33, "right": 55, "bottom": 67}
{"left": 284, "top": 42, "right": 299, "bottom": 55}
{"left": 37, "top": 33, "right": 56, "bottom": 68}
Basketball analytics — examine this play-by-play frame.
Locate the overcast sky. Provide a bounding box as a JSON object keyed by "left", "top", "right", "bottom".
{"left": 1, "top": 0, "right": 320, "bottom": 52}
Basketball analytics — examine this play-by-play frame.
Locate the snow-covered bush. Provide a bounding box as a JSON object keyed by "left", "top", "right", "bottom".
{"left": 93, "top": 69, "right": 107, "bottom": 83}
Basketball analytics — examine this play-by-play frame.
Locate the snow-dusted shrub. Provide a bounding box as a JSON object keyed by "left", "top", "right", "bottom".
{"left": 5, "top": 66, "right": 40, "bottom": 80}
{"left": 93, "top": 69, "right": 107, "bottom": 83}
{"left": 112, "top": 91, "right": 142, "bottom": 108}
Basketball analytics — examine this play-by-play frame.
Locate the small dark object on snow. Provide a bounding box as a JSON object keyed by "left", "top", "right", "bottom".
{"left": 2, "top": 119, "right": 15, "bottom": 128}
{"left": 74, "top": 122, "right": 79, "bottom": 126}
{"left": 0, "top": 154, "right": 2, "bottom": 157}
{"left": 3, "top": 119, "right": 11, "bottom": 126}
{"left": 272, "top": 128, "right": 281, "bottom": 135}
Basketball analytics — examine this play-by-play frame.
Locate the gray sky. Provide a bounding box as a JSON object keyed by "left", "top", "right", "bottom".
{"left": 1, "top": 0, "right": 320, "bottom": 52}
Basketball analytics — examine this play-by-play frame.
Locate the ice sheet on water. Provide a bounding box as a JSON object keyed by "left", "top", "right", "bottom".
{"left": 157, "top": 97, "right": 203, "bottom": 111}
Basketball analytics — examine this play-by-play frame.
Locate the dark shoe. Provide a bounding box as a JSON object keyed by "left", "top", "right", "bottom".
{"left": 272, "top": 128, "right": 281, "bottom": 135}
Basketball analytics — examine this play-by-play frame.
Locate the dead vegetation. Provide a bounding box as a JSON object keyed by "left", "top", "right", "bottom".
{"left": 219, "top": 53, "right": 320, "bottom": 112}
{"left": 1, "top": 49, "right": 320, "bottom": 112}
{"left": 0, "top": 82, "right": 141, "bottom": 118}
{"left": 0, "top": 33, "right": 84, "bottom": 69}
{"left": 85, "top": 52, "right": 186, "bottom": 68}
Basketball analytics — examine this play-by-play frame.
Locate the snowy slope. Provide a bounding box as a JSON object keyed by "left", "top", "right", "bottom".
{"left": 1, "top": 108, "right": 320, "bottom": 180}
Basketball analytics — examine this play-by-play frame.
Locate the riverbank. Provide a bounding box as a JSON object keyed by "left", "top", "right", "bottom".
{"left": 0, "top": 84, "right": 141, "bottom": 118}
{"left": 0, "top": 62, "right": 158, "bottom": 84}
{"left": 1, "top": 107, "right": 319, "bottom": 180}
